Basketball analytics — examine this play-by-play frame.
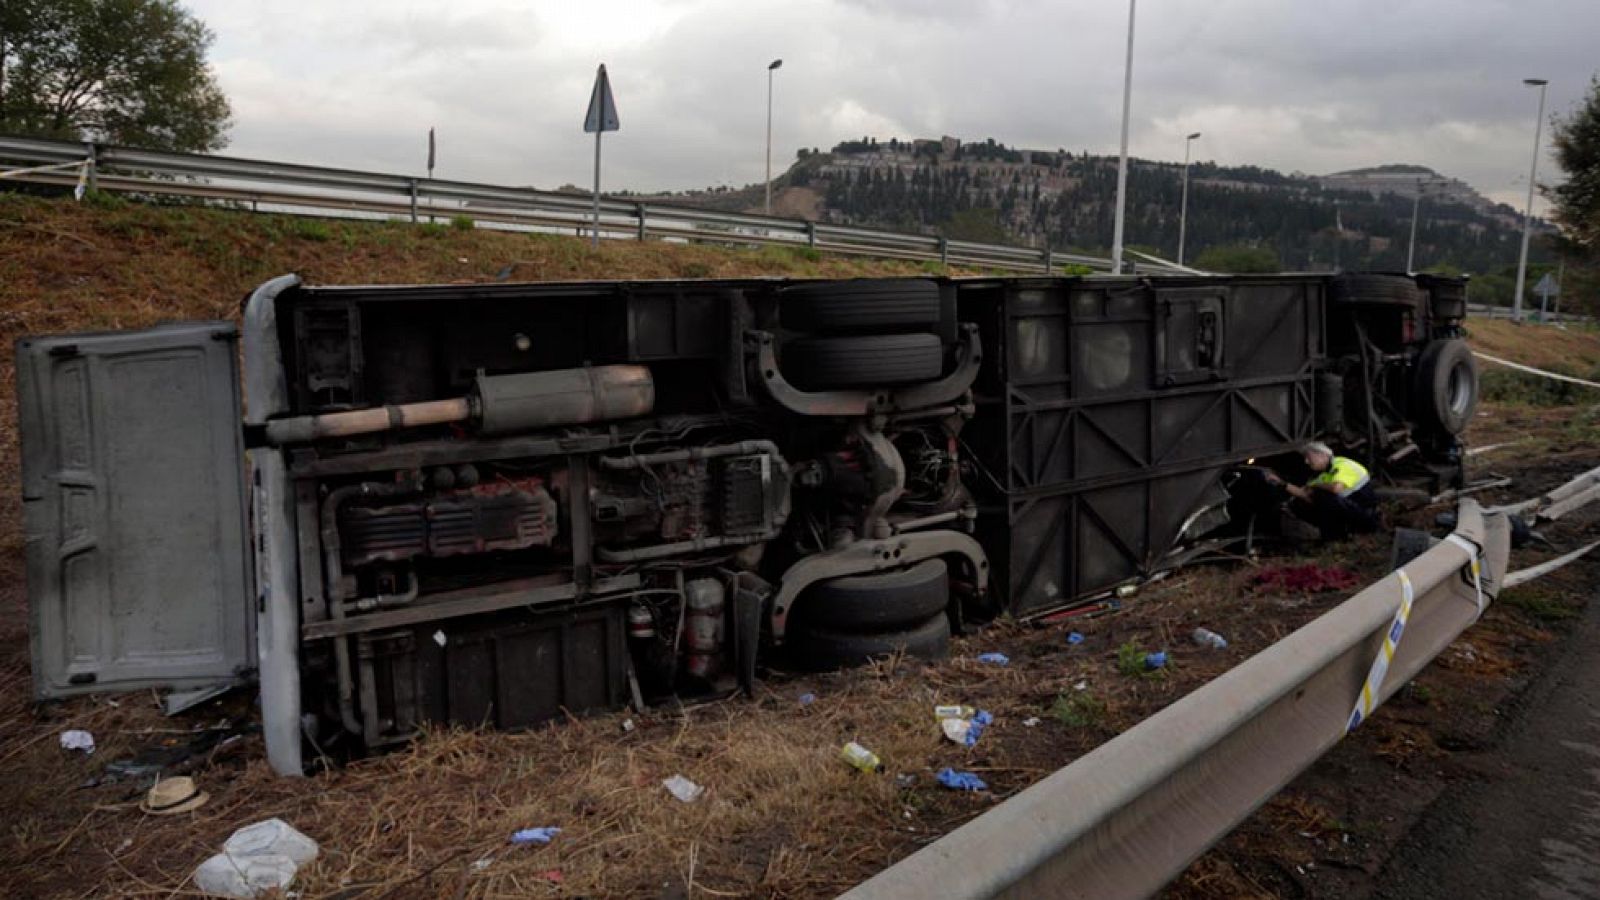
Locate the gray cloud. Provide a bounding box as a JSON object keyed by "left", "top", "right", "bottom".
{"left": 187, "top": 0, "right": 1597, "bottom": 211}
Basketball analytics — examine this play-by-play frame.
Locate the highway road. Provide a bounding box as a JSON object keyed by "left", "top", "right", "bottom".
{"left": 1374, "top": 587, "right": 1600, "bottom": 899}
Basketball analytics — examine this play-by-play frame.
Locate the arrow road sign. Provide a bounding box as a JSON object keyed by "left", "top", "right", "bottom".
{"left": 584, "top": 65, "right": 620, "bottom": 134}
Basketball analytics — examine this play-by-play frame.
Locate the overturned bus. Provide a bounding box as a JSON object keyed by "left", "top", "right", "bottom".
{"left": 15, "top": 271, "right": 1477, "bottom": 773}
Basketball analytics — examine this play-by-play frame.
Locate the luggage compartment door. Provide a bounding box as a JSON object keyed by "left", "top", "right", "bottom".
{"left": 17, "top": 322, "right": 254, "bottom": 698}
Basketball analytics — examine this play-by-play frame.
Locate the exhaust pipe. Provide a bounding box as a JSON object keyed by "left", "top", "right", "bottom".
{"left": 263, "top": 364, "right": 654, "bottom": 445}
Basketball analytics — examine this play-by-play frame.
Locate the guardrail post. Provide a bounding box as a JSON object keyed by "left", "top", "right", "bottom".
{"left": 939, "top": 236, "right": 949, "bottom": 266}
{"left": 83, "top": 142, "right": 98, "bottom": 195}
{"left": 806, "top": 222, "right": 817, "bottom": 248}
{"left": 635, "top": 203, "right": 647, "bottom": 241}
{"left": 408, "top": 179, "right": 419, "bottom": 223}
{"left": 1044, "top": 247, "right": 1053, "bottom": 274}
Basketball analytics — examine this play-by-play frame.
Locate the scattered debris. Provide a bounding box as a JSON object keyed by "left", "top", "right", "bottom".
{"left": 840, "top": 741, "right": 882, "bottom": 773}
{"left": 935, "top": 768, "right": 987, "bottom": 792}
{"left": 894, "top": 773, "right": 917, "bottom": 788}
{"left": 471, "top": 856, "right": 494, "bottom": 872}
{"left": 193, "top": 818, "right": 318, "bottom": 899}
{"left": 432, "top": 630, "right": 447, "bottom": 647}
{"left": 798, "top": 692, "right": 816, "bottom": 706}
{"left": 1067, "top": 631, "right": 1085, "bottom": 646}
{"left": 662, "top": 774, "right": 705, "bottom": 803}
{"left": 141, "top": 776, "right": 209, "bottom": 815}
{"left": 58, "top": 730, "right": 94, "bottom": 754}
{"left": 537, "top": 869, "right": 565, "bottom": 883}
{"left": 1022, "top": 717, "right": 1041, "bottom": 728}
{"left": 1074, "top": 680, "right": 1089, "bottom": 691}
{"left": 621, "top": 718, "right": 635, "bottom": 733}
{"left": 938, "top": 709, "right": 994, "bottom": 747}
{"left": 509, "top": 827, "right": 562, "bottom": 846}
{"left": 1191, "top": 627, "right": 1229, "bottom": 650}
{"left": 975, "top": 652, "right": 1010, "bottom": 666}
{"left": 1145, "top": 651, "right": 1169, "bottom": 670}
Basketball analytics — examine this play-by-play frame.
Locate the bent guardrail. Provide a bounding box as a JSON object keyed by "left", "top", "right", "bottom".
{"left": 841, "top": 500, "right": 1510, "bottom": 900}
{"left": 0, "top": 134, "right": 1187, "bottom": 276}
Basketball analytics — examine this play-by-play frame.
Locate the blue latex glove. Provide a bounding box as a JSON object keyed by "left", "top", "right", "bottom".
{"left": 936, "top": 767, "right": 988, "bottom": 791}
{"left": 1067, "top": 631, "right": 1085, "bottom": 645}
{"left": 1145, "top": 651, "right": 1168, "bottom": 670}
{"left": 510, "top": 827, "right": 562, "bottom": 845}
{"left": 964, "top": 710, "right": 994, "bottom": 747}
{"left": 976, "top": 652, "right": 1009, "bottom": 666}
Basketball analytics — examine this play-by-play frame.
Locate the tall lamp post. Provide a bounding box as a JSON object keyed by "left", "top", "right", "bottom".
{"left": 1110, "top": 0, "right": 1136, "bottom": 274}
{"left": 1512, "top": 77, "right": 1549, "bottom": 322}
{"left": 765, "top": 58, "right": 783, "bottom": 215}
{"left": 1178, "top": 130, "right": 1201, "bottom": 266}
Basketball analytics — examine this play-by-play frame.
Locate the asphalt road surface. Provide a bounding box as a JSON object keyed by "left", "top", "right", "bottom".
{"left": 1374, "top": 592, "right": 1600, "bottom": 899}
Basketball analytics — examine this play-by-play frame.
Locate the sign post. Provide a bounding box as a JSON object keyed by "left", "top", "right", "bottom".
{"left": 583, "top": 64, "right": 620, "bottom": 248}
{"left": 1534, "top": 271, "right": 1559, "bottom": 323}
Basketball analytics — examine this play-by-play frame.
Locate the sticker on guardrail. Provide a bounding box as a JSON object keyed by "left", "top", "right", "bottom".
{"left": 1347, "top": 569, "right": 1414, "bottom": 733}
{"left": 1443, "top": 534, "right": 1485, "bottom": 620}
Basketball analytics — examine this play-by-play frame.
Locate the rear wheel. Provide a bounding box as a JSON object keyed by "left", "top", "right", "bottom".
{"left": 1412, "top": 338, "right": 1478, "bottom": 435}
{"left": 780, "top": 279, "right": 942, "bottom": 334}
{"left": 785, "top": 612, "right": 951, "bottom": 671}
{"left": 782, "top": 333, "right": 943, "bottom": 390}
{"left": 792, "top": 559, "right": 949, "bottom": 632}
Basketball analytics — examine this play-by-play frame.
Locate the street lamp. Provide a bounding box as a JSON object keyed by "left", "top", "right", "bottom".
{"left": 765, "top": 58, "right": 783, "bottom": 215}
{"left": 1110, "top": 0, "right": 1136, "bottom": 275}
{"left": 1512, "top": 77, "right": 1549, "bottom": 322}
{"left": 1178, "top": 131, "right": 1201, "bottom": 266}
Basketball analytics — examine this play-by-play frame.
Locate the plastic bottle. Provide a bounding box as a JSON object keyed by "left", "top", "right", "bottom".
{"left": 840, "top": 741, "right": 882, "bottom": 772}
{"left": 933, "top": 704, "right": 975, "bottom": 721}
{"left": 1191, "top": 627, "right": 1229, "bottom": 650}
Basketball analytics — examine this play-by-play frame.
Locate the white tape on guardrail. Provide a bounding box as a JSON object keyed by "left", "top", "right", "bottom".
{"left": 1443, "top": 533, "right": 1485, "bottom": 620}
{"left": 1474, "top": 352, "right": 1600, "bottom": 390}
{"left": 1347, "top": 569, "right": 1414, "bottom": 733}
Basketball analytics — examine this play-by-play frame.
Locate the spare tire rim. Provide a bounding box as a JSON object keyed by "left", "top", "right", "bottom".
{"left": 1447, "top": 362, "right": 1474, "bottom": 417}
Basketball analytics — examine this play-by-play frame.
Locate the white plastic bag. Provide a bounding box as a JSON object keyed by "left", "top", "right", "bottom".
{"left": 192, "top": 818, "right": 318, "bottom": 899}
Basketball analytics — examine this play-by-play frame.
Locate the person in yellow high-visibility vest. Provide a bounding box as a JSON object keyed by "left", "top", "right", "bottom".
{"left": 1267, "top": 442, "right": 1380, "bottom": 540}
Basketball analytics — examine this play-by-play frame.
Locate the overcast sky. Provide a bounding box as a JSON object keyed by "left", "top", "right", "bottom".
{"left": 186, "top": 0, "right": 1597, "bottom": 212}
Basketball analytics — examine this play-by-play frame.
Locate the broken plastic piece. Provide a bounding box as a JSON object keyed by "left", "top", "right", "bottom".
{"left": 509, "top": 827, "right": 562, "bottom": 845}
{"left": 662, "top": 774, "right": 705, "bottom": 803}
{"left": 976, "top": 652, "right": 1009, "bottom": 666}
{"left": 59, "top": 730, "right": 95, "bottom": 754}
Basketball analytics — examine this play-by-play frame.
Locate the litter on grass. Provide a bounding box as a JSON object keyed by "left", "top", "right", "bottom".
{"left": 936, "top": 768, "right": 987, "bottom": 791}
{"left": 509, "top": 827, "right": 562, "bottom": 845}
{"left": 663, "top": 774, "right": 705, "bottom": 803}
{"left": 192, "top": 818, "right": 318, "bottom": 899}
{"left": 59, "top": 730, "right": 95, "bottom": 754}
{"left": 976, "top": 652, "right": 1010, "bottom": 666}
{"left": 1067, "top": 631, "right": 1085, "bottom": 645}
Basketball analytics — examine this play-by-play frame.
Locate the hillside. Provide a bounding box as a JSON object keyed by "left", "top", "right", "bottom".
{"left": 649, "top": 137, "right": 1555, "bottom": 292}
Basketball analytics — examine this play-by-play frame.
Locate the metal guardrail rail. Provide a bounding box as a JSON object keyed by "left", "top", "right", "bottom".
{"left": 841, "top": 500, "right": 1511, "bottom": 900}
{"left": 0, "top": 135, "right": 1185, "bottom": 276}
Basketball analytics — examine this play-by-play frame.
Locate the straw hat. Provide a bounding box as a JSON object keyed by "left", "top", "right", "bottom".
{"left": 140, "top": 776, "right": 209, "bottom": 815}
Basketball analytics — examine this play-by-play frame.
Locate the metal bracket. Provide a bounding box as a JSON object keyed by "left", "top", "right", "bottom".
{"left": 766, "top": 529, "right": 990, "bottom": 642}
{"left": 748, "top": 323, "right": 983, "bottom": 417}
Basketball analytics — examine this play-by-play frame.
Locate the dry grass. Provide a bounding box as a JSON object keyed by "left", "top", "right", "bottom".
{"left": 1466, "top": 318, "right": 1600, "bottom": 375}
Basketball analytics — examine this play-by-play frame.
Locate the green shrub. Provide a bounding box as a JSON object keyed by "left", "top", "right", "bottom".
{"left": 450, "top": 214, "right": 475, "bottom": 231}
{"left": 1051, "top": 692, "right": 1106, "bottom": 727}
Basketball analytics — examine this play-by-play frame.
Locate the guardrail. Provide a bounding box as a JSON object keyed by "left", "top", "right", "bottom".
{"left": 842, "top": 499, "right": 1510, "bottom": 900}
{"left": 0, "top": 135, "right": 1185, "bottom": 276}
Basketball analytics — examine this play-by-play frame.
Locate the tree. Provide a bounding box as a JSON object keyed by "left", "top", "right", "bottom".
{"left": 0, "top": 0, "right": 230, "bottom": 152}
{"left": 1547, "top": 75, "right": 1600, "bottom": 257}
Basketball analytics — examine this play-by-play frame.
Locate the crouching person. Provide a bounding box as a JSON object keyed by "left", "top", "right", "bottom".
{"left": 1269, "top": 442, "right": 1380, "bottom": 540}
